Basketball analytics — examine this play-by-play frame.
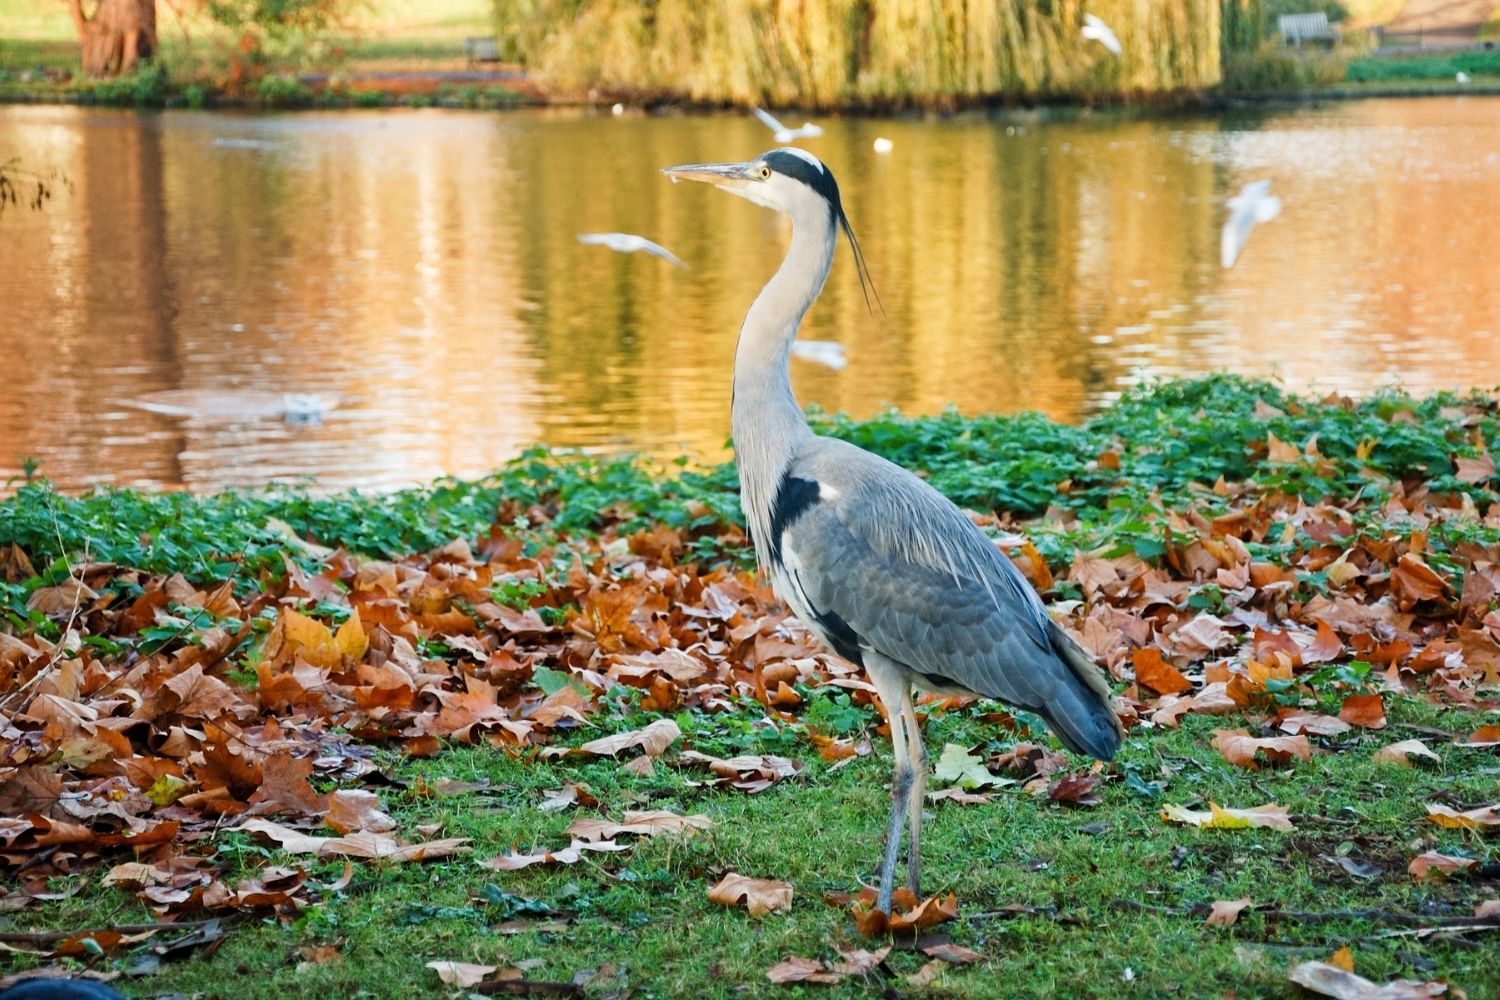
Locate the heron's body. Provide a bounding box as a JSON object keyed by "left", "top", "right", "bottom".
{"left": 664, "top": 148, "right": 1122, "bottom": 913}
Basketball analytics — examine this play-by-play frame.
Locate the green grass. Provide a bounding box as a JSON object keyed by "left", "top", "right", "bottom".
{"left": 1346, "top": 47, "right": 1500, "bottom": 82}
{"left": 6, "top": 698, "right": 1497, "bottom": 998}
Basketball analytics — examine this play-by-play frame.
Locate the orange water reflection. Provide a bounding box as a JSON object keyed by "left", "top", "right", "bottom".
{"left": 1, "top": 100, "right": 1497, "bottom": 492}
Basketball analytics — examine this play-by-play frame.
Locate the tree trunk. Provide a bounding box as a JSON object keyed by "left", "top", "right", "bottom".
{"left": 68, "top": 0, "right": 157, "bottom": 77}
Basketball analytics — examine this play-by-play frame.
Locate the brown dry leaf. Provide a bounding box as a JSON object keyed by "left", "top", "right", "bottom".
{"left": 1046, "top": 774, "right": 1101, "bottom": 807}
{"left": 1456, "top": 453, "right": 1496, "bottom": 484}
{"left": 1372, "top": 740, "right": 1440, "bottom": 767}
{"left": 1407, "top": 852, "right": 1478, "bottom": 881}
{"left": 1205, "top": 898, "right": 1253, "bottom": 927}
{"left": 907, "top": 959, "right": 947, "bottom": 987}
{"left": 765, "top": 956, "right": 841, "bottom": 985}
{"left": 851, "top": 887, "right": 959, "bottom": 938}
{"left": 1160, "top": 802, "right": 1294, "bottom": 832}
{"left": 426, "top": 961, "right": 498, "bottom": 988}
{"left": 479, "top": 839, "right": 631, "bottom": 871}
{"left": 1426, "top": 803, "right": 1500, "bottom": 831}
{"left": 1338, "top": 694, "right": 1387, "bottom": 730}
{"left": 240, "top": 819, "right": 469, "bottom": 862}
{"left": 1475, "top": 900, "right": 1500, "bottom": 918}
{"left": 1390, "top": 553, "right": 1450, "bottom": 610}
{"left": 1211, "top": 729, "right": 1311, "bottom": 770}
{"left": 1287, "top": 960, "right": 1445, "bottom": 999}
{"left": 1279, "top": 711, "right": 1352, "bottom": 737}
{"left": 324, "top": 790, "right": 397, "bottom": 835}
{"left": 571, "top": 718, "right": 681, "bottom": 758}
{"left": 927, "top": 788, "right": 992, "bottom": 806}
{"left": 707, "top": 872, "right": 793, "bottom": 918}
{"left": 1134, "top": 647, "right": 1193, "bottom": 696}
{"left": 1461, "top": 724, "right": 1500, "bottom": 747}
{"left": 247, "top": 751, "right": 325, "bottom": 816}
{"left": 564, "top": 810, "right": 711, "bottom": 842}
{"left": 1265, "top": 432, "right": 1302, "bottom": 463}
{"left": 919, "top": 941, "right": 984, "bottom": 964}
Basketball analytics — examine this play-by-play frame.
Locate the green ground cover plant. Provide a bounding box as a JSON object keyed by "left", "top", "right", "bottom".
{"left": 1, "top": 376, "right": 1498, "bottom": 997}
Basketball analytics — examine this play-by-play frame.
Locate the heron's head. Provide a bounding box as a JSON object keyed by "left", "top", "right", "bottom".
{"left": 662, "top": 148, "right": 879, "bottom": 310}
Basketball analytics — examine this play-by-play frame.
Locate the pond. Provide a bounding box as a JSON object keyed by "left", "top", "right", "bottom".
{"left": 2, "top": 98, "right": 1498, "bottom": 493}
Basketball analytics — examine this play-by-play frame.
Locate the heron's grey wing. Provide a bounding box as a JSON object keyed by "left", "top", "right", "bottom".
{"left": 753, "top": 107, "right": 786, "bottom": 134}
{"left": 774, "top": 443, "right": 1118, "bottom": 758}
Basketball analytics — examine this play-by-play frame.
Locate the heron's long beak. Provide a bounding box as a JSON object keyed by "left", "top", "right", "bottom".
{"left": 660, "top": 161, "right": 757, "bottom": 188}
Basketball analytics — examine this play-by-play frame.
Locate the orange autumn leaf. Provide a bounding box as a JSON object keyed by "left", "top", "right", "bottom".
{"left": 1211, "top": 729, "right": 1311, "bottom": 769}
{"left": 1407, "top": 851, "right": 1478, "bottom": 881}
{"left": 707, "top": 872, "right": 793, "bottom": 918}
{"left": 1389, "top": 553, "right": 1449, "bottom": 610}
{"left": 1337, "top": 693, "right": 1386, "bottom": 729}
{"left": 1134, "top": 647, "right": 1192, "bottom": 696}
{"left": 851, "top": 886, "right": 960, "bottom": 938}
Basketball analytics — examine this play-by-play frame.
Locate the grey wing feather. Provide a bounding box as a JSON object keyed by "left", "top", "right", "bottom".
{"left": 781, "top": 439, "right": 1122, "bottom": 759}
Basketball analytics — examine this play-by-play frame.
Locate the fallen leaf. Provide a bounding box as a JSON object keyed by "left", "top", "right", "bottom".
{"left": 324, "top": 790, "right": 397, "bottom": 835}
{"left": 1372, "top": 740, "right": 1440, "bottom": 767}
{"left": 427, "top": 961, "right": 498, "bottom": 988}
{"left": 1426, "top": 803, "right": 1500, "bottom": 831}
{"left": 926, "top": 788, "right": 992, "bottom": 806}
{"left": 1134, "top": 647, "right": 1193, "bottom": 696}
{"left": 480, "top": 839, "right": 631, "bottom": 870}
{"left": 766, "top": 956, "right": 840, "bottom": 985}
{"left": 932, "top": 743, "right": 1006, "bottom": 789}
{"left": 1205, "top": 898, "right": 1253, "bottom": 927}
{"left": 1160, "top": 802, "right": 1294, "bottom": 832}
{"left": 1475, "top": 900, "right": 1500, "bottom": 918}
{"left": 907, "top": 959, "right": 947, "bottom": 986}
{"left": 1461, "top": 724, "right": 1500, "bottom": 747}
{"left": 708, "top": 872, "right": 793, "bottom": 918}
{"left": 241, "top": 819, "right": 469, "bottom": 862}
{"left": 565, "top": 810, "right": 710, "bottom": 842}
{"left": 919, "top": 941, "right": 983, "bottom": 964}
{"left": 571, "top": 718, "right": 681, "bottom": 758}
{"left": 1288, "top": 960, "right": 1445, "bottom": 999}
{"left": 1408, "top": 852, "right": 1478, "bottom": 881}
{"left": 1211, "top": 730, "right": 1311, "bottom": 769}
{"left": 851, "top": 887, "right": 959, "bottom": 938}
{"left": 1338, "top": 694, "right": 1387, "bottom": 730}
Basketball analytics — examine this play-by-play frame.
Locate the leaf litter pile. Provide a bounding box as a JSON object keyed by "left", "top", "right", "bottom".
{"left": 2, "top": 377, "right": 1499, "bottom": 996}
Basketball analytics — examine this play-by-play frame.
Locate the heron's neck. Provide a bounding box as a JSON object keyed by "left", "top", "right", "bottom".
{"left": 732, "top": 206, "right": 835, "bottom": 568}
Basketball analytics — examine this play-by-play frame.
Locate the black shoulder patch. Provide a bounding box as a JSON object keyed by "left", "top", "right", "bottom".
{"left": 762, "top": 149, "right": 843, "bottom": 219}
{"left": 813, "top": 607, "right": 864, "bottom": 666}
{"left": 768, "top": 473, "right": 820, "bottom": 566}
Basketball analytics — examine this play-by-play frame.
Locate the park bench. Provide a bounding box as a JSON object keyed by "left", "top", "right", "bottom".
{"left": 1278, "top": 12, "right": 1339, "bottom": 47}
{"left": 465, "top": 36, "right": 501, "bottom": 66}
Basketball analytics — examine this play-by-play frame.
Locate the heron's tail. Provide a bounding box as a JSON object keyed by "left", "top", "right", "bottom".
{"left": 1037, "top": 622, "right": 1124, "bottom": 761}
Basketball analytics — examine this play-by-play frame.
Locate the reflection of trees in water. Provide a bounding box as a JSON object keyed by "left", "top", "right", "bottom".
{"left": 0, "top": 158, "right": 69, "bottom": 216}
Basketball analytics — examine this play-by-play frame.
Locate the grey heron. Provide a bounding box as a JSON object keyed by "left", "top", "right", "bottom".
{"left": 663, "top": 149, "right": 1123, "bottom": 915}
{"left": 753, "top": 107, "right": 825, "bottom": 144}
{"left": 1081, "top": 13, "right": 1123, "bottom": 56}
{"left": 577, "top": 232, "right": 688, "bottom": 269}
{"left": 1221, "top": 180, "right": 1281, "bottom": 269}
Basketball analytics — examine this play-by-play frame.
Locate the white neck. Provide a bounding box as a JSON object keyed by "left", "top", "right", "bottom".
{"left": 731, "top": 204, "right": 836, "bottom": 569}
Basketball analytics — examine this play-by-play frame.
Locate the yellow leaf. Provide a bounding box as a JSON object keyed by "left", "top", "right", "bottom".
{"left": 281, "top": 608, "right": 339, "bottom": 667}
{"left": 1329, "top": 946, "right": 1354, "bottom": 973}
{"left": 335, "top": 611, "right": 368, "bottom": 660}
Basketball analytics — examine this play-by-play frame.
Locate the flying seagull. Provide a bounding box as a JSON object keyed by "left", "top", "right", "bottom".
{"left": 790, "top": 339, "right": 847, "bottom": 370}
{"left": 1081, "top": 13, "right": 1123, "bottom": 56}
{"left": 577, "top": 232, "right": 688, "bottom": 269}
{"left": 753, "top": 107, "right": 825, "bottom": 144}
{"left": 1221, "top": 180, "right": 1281, "bottom": 269}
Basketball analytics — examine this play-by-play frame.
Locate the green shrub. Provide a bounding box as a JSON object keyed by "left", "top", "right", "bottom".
{"left": 255, "top": 73, "right": 312, "bottom": 106}
{"left": 1221, "top": 42, "right": 1348, "bottom": 91}
{"left": 183, "top": 81, "right": 208, "bottom": 108}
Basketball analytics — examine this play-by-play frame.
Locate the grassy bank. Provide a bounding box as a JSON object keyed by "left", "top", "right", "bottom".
{"left": 2, "top": 377, "right": 1499, "bottom": 998}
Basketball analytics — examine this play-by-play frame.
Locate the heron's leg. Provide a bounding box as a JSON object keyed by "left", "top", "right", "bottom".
{"left": 902, "top": 688, "right": 928, "bottom": 897}
{"left": 868, "top": 658, "right": 913, "bottom": 916}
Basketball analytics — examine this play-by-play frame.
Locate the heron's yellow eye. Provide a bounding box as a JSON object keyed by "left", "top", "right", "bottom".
{"left": 759, "top": 165, "right": 771, "bottom": 179}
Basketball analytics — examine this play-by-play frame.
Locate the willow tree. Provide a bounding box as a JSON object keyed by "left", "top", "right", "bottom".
{"left": 67, "top": 0, "right": 157, "bottom": 77}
